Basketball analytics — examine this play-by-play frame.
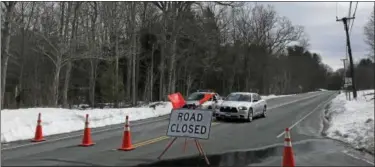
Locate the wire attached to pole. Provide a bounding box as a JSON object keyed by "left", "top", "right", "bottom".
{"left": 349, "top": 2, "right": 358, "bottom": 36}
{"left": 336, "top": 2, "right": 339, "bottom": 19}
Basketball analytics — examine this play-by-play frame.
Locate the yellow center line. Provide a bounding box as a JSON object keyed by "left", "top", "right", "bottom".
{"left": 132, "top": 122, "right": 220, "bottom": 148}
{"left": 133, "top": 136, "right": 170, "bottom": 148}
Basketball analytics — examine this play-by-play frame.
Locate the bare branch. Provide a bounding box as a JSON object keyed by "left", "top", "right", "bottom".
{"left": 34, "top": 31, "right": 60, "bottom": 55}
{"left": 33, "top": 47, "right": 57, "bottom": 66}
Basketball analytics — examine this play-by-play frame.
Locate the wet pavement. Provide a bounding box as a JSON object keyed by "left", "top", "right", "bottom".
{"left": 136, "top": 139, "right": 374, "bottom": 167}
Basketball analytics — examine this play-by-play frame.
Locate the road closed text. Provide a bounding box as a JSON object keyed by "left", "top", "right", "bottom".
{"left": 167, "top": 109, "right": 213, "bottom": 139}
{"left": 170, "top": 123, "right": 207, "bottom": 134}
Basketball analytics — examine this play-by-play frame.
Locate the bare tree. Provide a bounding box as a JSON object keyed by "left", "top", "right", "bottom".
{"left": 153, "top": 2, "right": 194, "bottom": 98}
{"left": 131, "top": 2, "right": 137, "bottom": 106}
{"left": 32, "top": 2, "right": 74, "bottom": 106}
{"left": 364, "top": 9, "right": 374, "bottom": 60}
{"left": 62, "top": 2, "right": 82, "bottom": 108}
{"left": 8, "top": 2, "right": 36, "bottom": 108}
{"left": 1, "top": 1, "right": 17, "bottom": 108}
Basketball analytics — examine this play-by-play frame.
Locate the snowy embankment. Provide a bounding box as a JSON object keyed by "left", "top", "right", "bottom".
{"left": 325, "top": 89, "right": 374, "bottom": 154}
{"left": 261, "top": 94, "right": 296, "bottom": 100}
{"left": 1, "top": 93, "right": 298, "bottom": 143}
{"left": 1, "top": 102, "right": 172, "bottom": 143}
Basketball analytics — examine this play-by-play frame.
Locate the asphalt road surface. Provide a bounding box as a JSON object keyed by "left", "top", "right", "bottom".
{"left": 2, "top": 91, "right": 374, "bottom": 166}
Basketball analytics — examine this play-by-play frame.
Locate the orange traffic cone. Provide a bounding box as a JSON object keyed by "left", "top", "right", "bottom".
{"left": 32, "top": 113, "right": 45, "bottom": 142}
{"left": 118, "top": 115, "right": 135, "bottom": 151}
{"left": 79, "top": 114, "right": 95, "bottom": 146}
{"left": 282, "top": 128, "right": 295, "bottom": 167}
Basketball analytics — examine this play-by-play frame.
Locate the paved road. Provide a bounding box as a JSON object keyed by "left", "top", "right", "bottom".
{"left": 2, "top": 91, "right": 374, "bottom": 166}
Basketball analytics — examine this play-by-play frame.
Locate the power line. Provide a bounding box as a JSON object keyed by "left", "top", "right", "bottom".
{"left": 349, "top": 2, "right": 358, "bottom": 36}
{"left": 347, "top": 2, "right": 353, "bottom": 31}
{"left": 346, "top": 2, "right": 358, "bottom": 61}
{"left": 336, "top": 2, "right": 339, "bottom": 18}
{"left": 348, "top": 1, "right": 352, "bottom": 18}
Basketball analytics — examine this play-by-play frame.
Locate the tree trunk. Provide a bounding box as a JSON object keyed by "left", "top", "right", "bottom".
{"left": 17, "top": 3, "right": 27, "bottom": 108}
{"left": 131, "top": 2, "right": 137, "bottom": 106}
{"left": 88, "top": 2, "right": 98, "bottom": 107}
{"left": 159, "top": 15, "right": 167, "bottom": 101}
{"left": 1, "top": 2, "right": 17, "bottom": 108}
{"left": 159, "top": 51, "right": 165, "bottom": 100}
{"left": 136, "top": 40, "right": 141, "bottom": 101}
{"left": 168, "top": 7, "right": 178, "bottom": 94}
{"left": 143, "top": 69, "right": 150, "bottom": 102}
{"left": 168, "top": 36, "right": 177, "bottom": 94}
{"left": 52, "top": 60, "right": 62, "bottom": 107}
{"left": 1, "top": 56, "right": 10, "bottom": 108}
{"left": 150, "top": 44, "right": 154, "bottom": 101}
{"left": 63, "top": 62, "right": 72, "bottom": 107}
{"left": 62, "top": 2, "right": 75, "bottom": 108}
{"left": 89, "top": 61, "right": 97, "bottom": 107}
{"left": 126, "top": 57, "right": 132, "bottom": 101}
{"left": 186, "top": 73, "right": 193, "bottom": 96}
{"left": 228, "top": 69, "right": 236, "bottom": 93}
{"left": 115, "top": 31, "right": 119, "bottom": 108}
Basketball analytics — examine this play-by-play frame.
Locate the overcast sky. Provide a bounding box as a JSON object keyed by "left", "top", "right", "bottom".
{"left": 266, "top": 2, "right": 373, "bottom": 71}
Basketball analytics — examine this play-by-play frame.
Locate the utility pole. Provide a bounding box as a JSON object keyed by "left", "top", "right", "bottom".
{"left": 341, "top": 58, "right": 349, "bottom": 100}
{"left": 337, "top": 17, "right": 357, "bottom": 99}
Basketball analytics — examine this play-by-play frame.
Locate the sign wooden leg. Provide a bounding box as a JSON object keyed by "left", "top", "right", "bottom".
{"left": 194, "top": 139, "right": 210, "bottom": 166}
{"left": 157, "top": 137, "right": 178, "bottom": 160}
{"left": 183, "top": 138, "right": 188, "bottom": 153}
{"left": 194, "top": 139, "right": 203, "bottom": 156}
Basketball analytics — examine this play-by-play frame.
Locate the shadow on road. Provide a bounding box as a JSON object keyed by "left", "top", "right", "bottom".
{"left": 214, "top": 117, "right": 264, "bottom": 124}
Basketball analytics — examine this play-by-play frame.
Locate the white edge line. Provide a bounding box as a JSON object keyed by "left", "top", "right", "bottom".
{"left": 2, "top": 117, "right": 169, "bottom": 151}
{"left": 342, "top": 151, "right": 375, "bottom": 166}
{"left": 268, "top": 93, "right": 322, "bottom": 110}
{"left": 276, "top": 93, "right": 336, "bottom": 138}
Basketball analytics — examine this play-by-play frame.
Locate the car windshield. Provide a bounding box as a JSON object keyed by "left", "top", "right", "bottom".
{"left": 187, "top": 92, "right": 205, "bottom": 101}
{"left": 225, "top": 94, "right": 251, "bottom": 101}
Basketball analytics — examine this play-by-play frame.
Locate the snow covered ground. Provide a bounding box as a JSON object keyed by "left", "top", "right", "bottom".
{"left": 261, "top": 94, "right": 296, "bottom": 100}
{"left": 325, "top": 89, "right": 374, "bottom": 154}
{"left": 1, "top": 92, "right": 300, "bottom": 143}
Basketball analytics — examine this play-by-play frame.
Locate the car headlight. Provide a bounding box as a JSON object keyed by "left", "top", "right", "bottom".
{"left": 238, "top": 106, "right": 247, "bottom": 110}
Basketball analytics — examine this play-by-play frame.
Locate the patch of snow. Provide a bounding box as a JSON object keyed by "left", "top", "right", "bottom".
{"left": 325, "top": 89, "right": 375, "bottom": 154}
{"left": 261, "top": 94, "right": 296, "bottom": 100}
{"left": 1, "top": 102, "right": 172, "bottom": 143}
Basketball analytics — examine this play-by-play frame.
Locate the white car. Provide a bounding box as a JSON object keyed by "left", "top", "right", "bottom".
{"left": 185, "top": 91, "right": 222, "bottom": 110}
{"left": 214, "top": 92, "right": 267, "bottom": 122}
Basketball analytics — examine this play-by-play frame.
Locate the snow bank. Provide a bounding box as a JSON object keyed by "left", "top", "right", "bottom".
{"left": 261, "top": 94, "right": 295, "bottom": 100}
{"left": 325, "top": 90, "right": 374, "bottom": 154}
{"left": 1, "top": 102, "right": 172, "bottom": 143}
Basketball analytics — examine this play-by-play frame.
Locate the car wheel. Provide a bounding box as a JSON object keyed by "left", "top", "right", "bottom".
{"left": 208, "top": 106, "right": 212, "bottom": 109}
{"left": 247, "top": 109, "right": 253, "bottom": 122}
{"left": 216, "top": 117, "right": 222, "bottom": 121}
{"left": 262, "top": 106, "right": 267, "bottom": 118}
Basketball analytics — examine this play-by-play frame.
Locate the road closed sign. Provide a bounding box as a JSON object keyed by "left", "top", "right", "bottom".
{"left": 167, "top": 109, "right": 213, "bottom": 140}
